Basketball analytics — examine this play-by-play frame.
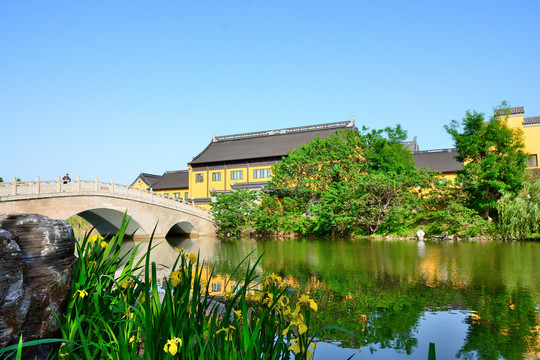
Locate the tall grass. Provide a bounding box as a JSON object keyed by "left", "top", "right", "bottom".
{"left": 40, "top": 214, "right": 324, "bottom": 359}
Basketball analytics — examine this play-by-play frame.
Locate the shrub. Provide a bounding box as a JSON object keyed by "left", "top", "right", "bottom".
{"left": 497, "top": 180, "right": 540, "bottom": 239}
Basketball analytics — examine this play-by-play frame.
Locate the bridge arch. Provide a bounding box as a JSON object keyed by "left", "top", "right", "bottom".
{"left": 0, "top": 178, "right": 216, "bottom": 238}
{"left": 75, "top": 208, "right": 144, "bottom": 237}
{"left": 165, "top": 221, "right": 197, "bottom": 237}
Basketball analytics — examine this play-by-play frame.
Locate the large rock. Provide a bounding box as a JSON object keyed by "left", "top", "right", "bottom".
{"left": 0, "top": 213, "right": 76, "bottom": 348}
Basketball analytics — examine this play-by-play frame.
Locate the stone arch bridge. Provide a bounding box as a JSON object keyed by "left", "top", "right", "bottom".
{"left": 0, "top": 177, "right": 216, "bottom": 238}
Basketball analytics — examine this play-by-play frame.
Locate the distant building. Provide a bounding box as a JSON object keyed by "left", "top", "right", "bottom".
{"left": 188, "top": 120, "right": 356, "bottom": 205}
{"left": 131, "top": 173, "right": 161, "bottom": 190}
{"left": 150, "top": 170, "right": 190, "bottom": 200}
{"left": 132, "top": 105, "right": 539, "bottom": 205}
{"left": 496, "top": 106, "right": 540, "bottom": 170}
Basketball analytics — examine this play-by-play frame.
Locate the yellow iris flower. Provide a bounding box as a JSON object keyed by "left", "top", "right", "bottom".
{"left": 73, "top": 289, "right": 88, "bottom": 299}
{"left": 163, "top": 337, "right": 182, "bottom": 356}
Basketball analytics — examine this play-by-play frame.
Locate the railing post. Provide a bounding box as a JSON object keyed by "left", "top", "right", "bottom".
{"left": 57, "top": 176, "right": 61, "bottom": 192}
{"left": 111, "top": 179, "right": 114, "bottom": 194}
{"left": 77, "top": 176, "right": 81, "bottom": 191}
{"left": 95, "top": 177, "right": 98, "bottom": 191}
{"left": 36, "top": 176, "right": 40, "bottom": 194}
{"left": 11, "top": 177, "right": 17, "bottom": 195}
{"left": 125, "top": 182, "right": 129, "bottom": 195}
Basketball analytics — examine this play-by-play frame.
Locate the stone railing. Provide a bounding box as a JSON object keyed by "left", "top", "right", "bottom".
{"left": 0, "top": 177, "right": 209, "bottom": 214}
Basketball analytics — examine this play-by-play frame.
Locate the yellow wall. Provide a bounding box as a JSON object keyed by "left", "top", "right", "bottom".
{"left": 189, "top": 165, "right": 272, "bottom": 199}
{"left": 503, "top": 114, "right": 540, "bottom": 169}
{"left": 441, "top": 172, "right": 458, "bottom": 183}
{"left": 523, "top": 125, "right": 540, "bottom": 169}
{"left": 153, "top": 188, "right": 190, "bottom": 199}
{"left": 132, "top": 179, "right": 150, "bottom": 190}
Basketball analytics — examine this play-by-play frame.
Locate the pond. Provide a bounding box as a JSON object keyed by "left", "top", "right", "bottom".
{"left": 129, "top": 236, "right": 540, "bottom": 360}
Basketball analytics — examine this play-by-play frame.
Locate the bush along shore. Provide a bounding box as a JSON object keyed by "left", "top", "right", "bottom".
{"left": 0, "top": 215, "right": 343, "bottom": 360}
{"left": 211, "top": 106, "right": 540, "bottom": 241}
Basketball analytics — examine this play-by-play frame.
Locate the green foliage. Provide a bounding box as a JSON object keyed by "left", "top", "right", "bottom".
{"left": 211, "top": 189, "right": 260, "bottom": 238}
{"left": 497, "top": 179, "right": 540, "bottom": 239}
{"left": 445, "top": 103, "right": 528, "bottom": 219}
{"left": 413, "top": 174, "right": 494, "bottom": 237}
{"left": 268, "top": 126, "right": 414, "bottom": 198}
{"left": 261, "top": 126, "right": 420, "bottom": 236}
{"left": 312, "top": 172, "right": 415, "bottom": 236}
{"left": 0, "top": 177, "right": 3, "bottom": 182}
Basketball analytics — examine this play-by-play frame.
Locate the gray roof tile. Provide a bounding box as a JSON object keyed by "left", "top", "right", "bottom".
{"left": 131, "top": 173, "right": 161, "bottom": 187}
{"left": 413, "top": 149, "right": 463, "bottom": 173}
{"left": 151, "top": 170, "right": 189, "bottom": 190}
{"left": 189, "top": 121, "right": 355, "bottom": 165}
{"left": 524, "top": 116, "right": 540, "bottom": 126}
{"left": 495, "top": 106, "right": 525, "bottom": 116}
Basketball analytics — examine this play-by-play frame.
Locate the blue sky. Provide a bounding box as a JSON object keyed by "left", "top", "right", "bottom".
{"left": 1, "top": 0, "right": 539, "bottom": 184}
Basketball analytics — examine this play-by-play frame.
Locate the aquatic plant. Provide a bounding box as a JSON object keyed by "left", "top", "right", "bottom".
{"left": 45, "top": 214, "right": 325, "bottom": 359}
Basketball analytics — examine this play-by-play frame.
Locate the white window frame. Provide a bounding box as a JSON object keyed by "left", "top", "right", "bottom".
{"left": 253, "top": 168, "right": 271, "bottom": 179}
{"left": 230, "top": 170, "right": 243, "bottom": 180}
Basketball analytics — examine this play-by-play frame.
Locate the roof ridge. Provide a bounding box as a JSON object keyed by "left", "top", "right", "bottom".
{"left": 414, "top": 148, "right": 457, "bottom": 154}
{"left": 163, "top": 169, "right": 189, "bottom": 174}
{"left": 495, "top": 106, "right": 524, "bottom": 116}
{"left": 524, "top": 116, "right": 540, "bottom": 126}
{"left": 213, "top": 120, "right": 354, "bottom": 142}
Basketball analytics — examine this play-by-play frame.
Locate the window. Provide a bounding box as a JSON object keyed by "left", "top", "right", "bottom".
{"left": 174, "top": 192, "right": 181, "bottom": 199}
{"left": 529, "top": 154, "right": 538, "bottom": 168}
{"left": 185, "top": 192, "right": 189, "bottom": 199}
{"left": 211, "top": 283, "right": 222, "bottom": 292}
{"left": 230, "top": 170, "right": 243, "bottom": 180}
{"left": 195, "top": 173, "right": 204, "bottom": 183}
{"left": 212, "top": 172, "right": 221, "bottom": 181}
{"left": 253, "top": 168, "right": 271, "bottom": 179}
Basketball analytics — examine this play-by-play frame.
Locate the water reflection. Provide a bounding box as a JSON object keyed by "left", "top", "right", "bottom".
{"left": 127, "top": 236, "right": 540, "bottom": 359}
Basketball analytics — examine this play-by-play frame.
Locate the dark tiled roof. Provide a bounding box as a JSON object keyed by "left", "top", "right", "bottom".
{"left": 495, "top": 106, "right": 525, "bottom": 116}
{"left": 524, "top": 116, "right": 540, "bottom": 126}
{"left": 151, "top": 170, "right": 189, "bottom": 190}
{"left": 413, "top": 149, "right": 463, "bottom": 173}
{"left": 131, "top": 173, "right": 161, "bottom": 187}
{"left": 189, "top": 120, "right": 355, "bottom": 166}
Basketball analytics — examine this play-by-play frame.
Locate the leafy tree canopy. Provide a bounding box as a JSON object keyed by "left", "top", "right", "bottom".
{"left": 259, "top": 125, "right": 421, "bottom": 236}
{"left": 267, "top": 125, "right": 416, "bottom": 198}
{"left": 497, "top": 179, "right": 540, "bottom": 239}
{"left": 445, "top": 103, "right": 528, "bottom": 219}
{"left": 210, "top": 189, "right": 260, "bottom": 238}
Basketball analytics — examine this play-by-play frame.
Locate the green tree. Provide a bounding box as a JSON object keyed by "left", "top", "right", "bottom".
{"left": 312, "top": 172, "right": 416, "bottom": 236}
{"left": 268, "top": 126, "right": 414, "bottom": 198}
{"left": 497, "top": 179, "right": 540, "bottom": 239}
{"left": 262, "top": 126, "right": 420, "bottom": 236}
{"left": 445, "top": 103, "right": 528, "bottom": 220}
{"left": 0, "top": 177, "right": 3, "bottom": 183}
{"left": 210, "top": 189, "right": 260, "bottom": 238}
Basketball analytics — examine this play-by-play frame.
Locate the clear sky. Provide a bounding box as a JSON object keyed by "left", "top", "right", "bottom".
{"left": 1, "top": 0, "right": 539, "bottom": 184}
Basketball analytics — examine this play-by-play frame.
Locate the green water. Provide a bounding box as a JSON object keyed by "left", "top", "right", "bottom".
{"left": 150, "top": 237, "right": 540, "bottom": 359}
